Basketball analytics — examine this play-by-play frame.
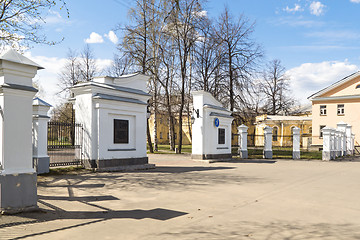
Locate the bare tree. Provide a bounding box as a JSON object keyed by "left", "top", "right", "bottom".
{"left": 79, "top": 44, "right": 98, "bottom": 82}
{"left": 165, "top": 0, "right": 203, "bottom": 153}
{"left": 121, "top": 0, "right": 155, "bottom": 152}
{"left": 261, "top": 59, "right": 296, "bottom": 115}
{"left": 193, "top": 16, "right": 223, "bottom": 94}
{"left": 215, "top": 7, "right": 262, "bottom": 112}
{"left": 0, "top": 0, "right": 68, "bottom": 50}
{"left": 106, "top": 53, "right": 135, "bottom": 77}
{"left": 58, "top": 49, "right": 81, "bottom": 98}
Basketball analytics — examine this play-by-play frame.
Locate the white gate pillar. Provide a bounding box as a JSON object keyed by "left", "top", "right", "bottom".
{"left": 292, "top": 127, "right": 301, "bottom": 160}
{"left": 322, "top": 127, "right": 331, "bottom": 161}
{"left": 351, "top": 134, "right": 355, "bottom": 155}
{"left": 32, "top": 98, "right": 51, "bottom": 174}
{"left": 337, "top": 122, "right": 347, "bottom": 157}
{"left": 330, "top": 129, "right": 335, "bottom": 160}
{"left": 237, "top": 124, "right": 248, "bottom": 159}
{"left": 0, "top": 49, "right": 43, "bottom": 214}
{"left": 263, "top": 126, "right": 273, "bottom": 159}
{"left": 346, "top": 124, "right": 352, "bottom": 155}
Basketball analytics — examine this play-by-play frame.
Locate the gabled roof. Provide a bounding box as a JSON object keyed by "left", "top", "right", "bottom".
{"left": 0, "top": 49, "right": 44, "bottom": 69}
{"left": 308, "top": 71, "right": 360, "bottom": 100}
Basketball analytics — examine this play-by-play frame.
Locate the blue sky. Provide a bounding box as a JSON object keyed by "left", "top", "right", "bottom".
{"left": 27, "top": 0, "right": 360, "bottom": 106}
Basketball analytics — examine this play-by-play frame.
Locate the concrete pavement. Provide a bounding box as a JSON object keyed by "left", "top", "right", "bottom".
{"left": 1, "top": 154, "right": 360, "bottom": 239}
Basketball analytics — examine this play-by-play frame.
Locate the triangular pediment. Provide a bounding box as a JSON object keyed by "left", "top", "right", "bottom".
{"left": 308, "top": 72, "right": 360, "bottom": 100}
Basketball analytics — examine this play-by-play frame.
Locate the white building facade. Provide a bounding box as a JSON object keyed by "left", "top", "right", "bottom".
{"left": 191, "top": 91, "right": 233, "bottom": 160}
{"left": 71, "top": 74, "right": 153, "bottom": 171}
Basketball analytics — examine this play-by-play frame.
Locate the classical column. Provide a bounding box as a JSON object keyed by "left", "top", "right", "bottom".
{"left": 346, "top": 124, "right": 352, "bottom": 155}
{"left": 330, "top": 129, "right": 335, "bottom": 160}
{"left": 32, "top": 98, "right": 51, "bottom": 174}
{"left": 351, "top": 134, "right": 355, "bottom": 155}
{"left": 322, "top": 127, "right": 332, "bottom": 161}
{"left": 337, "top": 122, "right": 347, "bottom": 157}
{"left": 292, "top": 127, "right": 301, "bottom": 160}
{"left": 263, "top": 126, "right": 273, "bottom": 159}
{"left": 237, "top": 124, "right": 248, "bottom": 159}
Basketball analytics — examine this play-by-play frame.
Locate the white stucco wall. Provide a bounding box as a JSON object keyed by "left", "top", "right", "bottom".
{"left": 72, "top": 74, "right": 150, "bottom": 162}
{"left": 192, "top": 91, "right": 233, "bottom": 158}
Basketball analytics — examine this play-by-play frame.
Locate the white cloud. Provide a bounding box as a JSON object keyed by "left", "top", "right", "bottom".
{"left": 104, "top": 31, "right": 118, "bottom": 44}
{"left": 271, "top": 16, "right": 325, "bottom": 28}
{"left": 85, "top": 32, "right": 104, "bottom": 44}
{"left": 283, "top": 4, "right": 303, "bottom": 13}
{"left": 350, "top": 0, "right": 360, "bottom": 3}
{"left": 309, "top": 1, "right": 325, "bottom": 16}
{"left": 286, "top": 61, "right": 359, "bottom": 103}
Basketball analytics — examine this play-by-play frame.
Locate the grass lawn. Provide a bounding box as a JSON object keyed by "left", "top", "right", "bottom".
{"left": 147, "top": 144, "right": 192, "bottom": 154}
{"left": 148, "top": 144, "right": 322, "bottom": 159}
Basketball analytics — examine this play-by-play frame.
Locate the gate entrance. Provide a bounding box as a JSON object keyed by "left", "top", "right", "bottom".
{"left": 47, "top": 121, "right": 84, "bottom": 167}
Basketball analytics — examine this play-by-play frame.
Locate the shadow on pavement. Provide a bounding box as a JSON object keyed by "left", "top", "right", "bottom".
{"left": 140, "top": 166, "right": 235, "bottom": 173}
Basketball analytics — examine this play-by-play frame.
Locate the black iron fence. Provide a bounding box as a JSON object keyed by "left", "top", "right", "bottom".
{"left": 48, "top": 121, "right": 84, "bottom": 167}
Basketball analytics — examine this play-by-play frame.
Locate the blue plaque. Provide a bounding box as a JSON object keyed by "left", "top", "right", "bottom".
{"left": 214, "top": 118, "right": 220, "bottom": 127}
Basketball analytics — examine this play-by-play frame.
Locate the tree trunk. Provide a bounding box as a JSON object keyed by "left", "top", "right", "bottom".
{"left": 147, "top": 118, "right": 154, "bottom": 153}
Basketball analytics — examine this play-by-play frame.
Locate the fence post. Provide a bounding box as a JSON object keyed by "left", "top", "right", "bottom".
{"left": 330, "top": 129, "right": 335, "bottom": 160}
{"left": 292, "top": 127, "right": 301, "bottom": 160}
{"left": 337, "top": 122, "right": 347, "bottom": 157}
{"left": 263, "top": 126, "right": 273, "bottom": 159}
{"left": 351, "top": 133, "right": 355, "bottom": 155}
{"left": 32, "top": 98, "right": 51, "bottom": 174}
{"left": 237, "top": 124, "right": 248, "bottom": 159}
{"left": 322, "top": 127, "right": 332, "bottom": 161}
{"left": 330, "top": 128, "right": 336, "bottom": 159}
{"left": 346, "top": 124, "right": 352, "bottom": 155}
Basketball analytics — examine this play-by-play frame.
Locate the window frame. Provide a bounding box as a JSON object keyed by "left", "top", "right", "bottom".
{"left": 319, "top": 125, "right": 326, "bottom": 138}
{"left": 218, "top": 128, "right": 225, "bottom": 145}
{"left": 320, "top": 105, "right": 327, "bottom": 116}
{"left": 337, "top": 104, "right": 345, "bottom": 116}
{"left": 113, "top": 119, "right": 129, "bottom": 144}
{"left": 272, "top": 126, "right": 278, "bottom": 141}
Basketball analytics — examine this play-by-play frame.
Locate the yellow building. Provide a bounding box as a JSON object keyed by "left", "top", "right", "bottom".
{"left": 148, "top": 112, "right": 192, "bottom": 145}
{"left": 309, "top": 71, "right": 360, "bottom": 147}
{"left": 254, "top": 113, "right": 312, "bottom": 148}
{"left": 148, "top": 112, "right": 254, "bottom": 147}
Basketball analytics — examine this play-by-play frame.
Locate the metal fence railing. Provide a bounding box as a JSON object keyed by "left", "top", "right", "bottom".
{"left": 48, "top": 121, "right": 84, "bottom": 167}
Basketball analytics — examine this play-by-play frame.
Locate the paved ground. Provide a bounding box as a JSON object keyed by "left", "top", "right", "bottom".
{"left": 1, "top": 154, "right": 360, "bottom": 239}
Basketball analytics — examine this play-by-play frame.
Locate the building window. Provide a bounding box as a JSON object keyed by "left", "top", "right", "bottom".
{"left": 319, "top": 125, "right": 326, "bottom": 138}
{"left": 160, "top": 132, "right": 163, "bottom": 139}
{"left": 159, "top": 117, "right": 163, "bottom": 124}
{"left": 320, "top": 105, "right": 327, "bottom": 116}
{"left": 273, "top": 126, "right": 278, "bottom": 141}
{"left": 309, "top": 127, "right": 312, "bottom": 134}
{"left": 114, "top": 119, "right": 129, "bottom": 144}
{"left": 356, "top": 84, "right": 360, "bottom": 89}
{"left": 218, "top": 128, "right": 225, "bottom": 144}
{"left": 337, "top": 104, "right": 345, "bottom": 115}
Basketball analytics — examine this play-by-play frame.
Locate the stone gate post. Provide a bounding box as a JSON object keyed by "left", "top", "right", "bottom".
{"left": 330, "top": 129, "right": 335, "bottom": 160}
{"left": 32, "top": 98, "right": 51, "bottom": 174}
{"left": 0, "top": 49, "right": 42, "bottom": 213}
{"left": 346, "top": 124, "right": 352, "bottom": 155}
{"left": 292, "top": 127, "right": 301, "bottom": 160}
{"left": 351, "top": 134, "right": 355, "bottom": 155}
{"left": 237, "top": 124, "right": 248, "bottom": 159}
{"left": 263, "top": 126, "right": 273, "bottom": 159}
{"left": 322, "top": 127, "right": 331, "bottom": 161}
{"left": 337, "top": 122, "right": 347, "bottom": 157}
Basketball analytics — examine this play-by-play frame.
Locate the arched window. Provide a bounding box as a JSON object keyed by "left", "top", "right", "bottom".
{"left": 273, "top": 126, "right": 278, "bottom": 141}
{"left": 356, "top": 84, "right": 360, "bottom": 89}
